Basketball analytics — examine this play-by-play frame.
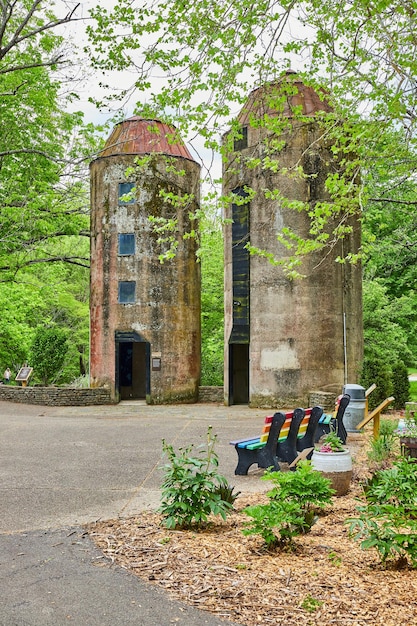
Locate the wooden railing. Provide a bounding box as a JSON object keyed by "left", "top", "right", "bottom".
{"left": 356, "top": 396, "right": 395, "bottom": 439}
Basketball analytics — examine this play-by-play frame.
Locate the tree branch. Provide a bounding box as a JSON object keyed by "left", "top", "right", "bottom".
{"left": 0, "top": 53, "right": 65, "bottom": 76}
{"left": 0, "top": 2, "right": 81, "bottom": 61}
{"left": 369, "top": 197, "right": 417, "bottom": 205}
{"left": 0, "top": 255, "right": 90, "bottom": 273}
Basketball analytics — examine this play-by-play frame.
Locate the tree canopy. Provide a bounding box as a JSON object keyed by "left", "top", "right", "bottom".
{"left": 0, "top": 1, "right": 100, "bottom": 379}
{"left": 0, "top": 0, "right": 105, "bottom": 282}
{"left": 85, "top": 0, "right": 417, "bottom": 270}
{"left": 1, "top": 0, "right": 417, "bottom": 383}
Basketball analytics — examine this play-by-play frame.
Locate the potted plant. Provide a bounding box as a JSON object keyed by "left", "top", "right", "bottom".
{"left": 311, "top": 432, "right": 353, "bottom": 496}
{"left": 398, "top": 409, "right": 417, "bottom": 459}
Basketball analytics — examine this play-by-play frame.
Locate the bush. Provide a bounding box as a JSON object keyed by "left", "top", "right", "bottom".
{"left": 347, "top": 457, "right": 417, "bottom": 568}
{"left": 29, "top": 326, "right": 68, "bottom": 386}
{"left": 392, "top": 361, "right": 410, "bottom": 409}
{"left": 159, "top": 426, "right": 237, "bottom": 529}
{"left": 360, "top": 357, "right": 392, "bottom": 410}
{"left": 242, "top": 461, "right": 334, "bottom": 549}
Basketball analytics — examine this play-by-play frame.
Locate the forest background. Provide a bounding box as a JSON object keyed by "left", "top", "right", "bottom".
{"left": 1, "top": 0, "right": 416, "bottom": 407}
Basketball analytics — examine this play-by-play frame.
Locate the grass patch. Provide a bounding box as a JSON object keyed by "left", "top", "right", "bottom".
{"left": 410, "top": 380, "right": 417, "bottom": 402}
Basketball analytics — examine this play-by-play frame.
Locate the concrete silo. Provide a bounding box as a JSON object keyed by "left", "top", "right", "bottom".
{"left": 90, "top": 117, "right": 201, "bottom": 403}
{"left": 223, "top": 73, "right": 363, "bottom": 408}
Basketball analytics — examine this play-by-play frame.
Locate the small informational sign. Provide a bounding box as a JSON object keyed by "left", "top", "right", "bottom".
{"left": 151, "top": 357, "right": 161, "bottom": 371}
{"left": 15, "top": 366, "right": 33, "bottom": 386}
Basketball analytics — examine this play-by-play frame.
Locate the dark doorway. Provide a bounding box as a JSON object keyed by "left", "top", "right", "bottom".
{"left": 229, "top": 343, "right": 249, "bottom": 404}
{"left": 116, "top": 332, "right": 149, "bottom": 400}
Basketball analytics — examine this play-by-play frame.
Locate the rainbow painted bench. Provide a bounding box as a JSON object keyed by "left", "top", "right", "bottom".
{"left": 230, "top": 406, "right": 324, "bottom": 475}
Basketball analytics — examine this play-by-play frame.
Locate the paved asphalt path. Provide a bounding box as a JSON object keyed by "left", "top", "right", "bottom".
{"left": 0, "top": 400, "right": 269, "bottom": 626}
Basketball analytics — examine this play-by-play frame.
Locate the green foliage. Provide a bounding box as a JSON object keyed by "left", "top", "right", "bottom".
{"left": 200, "top": 221, "right": 224, "bottom": 386}
{"left": 243, "top": 499, "right": 306, "bottom": 549}
{"left": 360, "top": 357, "right": 392, "bottom": 411}
{"left": 0, "top": 243, "right": 90, "bottom": 384}
{"left": 367, "top": 420, "right": 398, "bottom": 465}
{"left": 213, "top": 481, "right": 241, "bottom": 505}
{"left": 29, "top": 326, "right": 68, "bottom": 386}
{"left": 362, "top": 281, "right": 411, "bottom": 363}
{"left": 319, "top": 432, "right": 344, "bottom": 452}
{"left": 242, "top": 461, "right": 334, "bottom": 549}
{"left": 159, "top": 426, "right": 234, "bottom": 529}
{"left": 392, "top": 361, "right": 410, "bottom": 410}
{"left": 410, "top": 380, "right": 417, "bottom": 403}
{"left": 0, "top": 2, "right": 100, "bottom": 388}
{"left": 86, "top": 0, "right": 417, "bottom": 359}
{"left": 348, "top": 457, "right": 417, "bottom": 568}
{"left": 300, "top": 595, "right": 323, "bottom": 613}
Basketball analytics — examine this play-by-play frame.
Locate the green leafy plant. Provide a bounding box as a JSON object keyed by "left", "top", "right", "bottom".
{"left": 213, "top": 480, "right": 241, "bottom": 504}
{"left": 327, "top": 551, "right": 342, "bottom": 566}
{"left": 300, "top": 594, "right": 323, "bottom": 613}
{"left": 367, "top": 419, "right": 398, "bottom": 464}
{"left": 242, "top": 461, "right": 334, "bottom": 549}
{"left": 159, "top": 426, "right": 235, "bottom": 529}
{"left": 319, "top": 431, "right": 345, "bottom": 453}
{"left": 347, "top": 457, "right": 417, "bottom": 568}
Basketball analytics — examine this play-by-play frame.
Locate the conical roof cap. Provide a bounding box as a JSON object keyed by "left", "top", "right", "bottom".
{"left": 97, "top": 117, "right": 195, "bottom": 161}
{"left": 237, "top": 71, "right": 332, "bottom": 124}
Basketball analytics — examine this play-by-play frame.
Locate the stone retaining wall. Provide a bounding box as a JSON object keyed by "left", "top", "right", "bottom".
{"left": 0, "top": 385, "right": 225, "bottom": 406}
{"left": 0, "top": 386, "right": 113, "bottom": 406}
{"left": 309, "top": 390, "right": 337, "bottom": 411}
{"left": 198, "top": 386, "right": 224, "bottom": 403}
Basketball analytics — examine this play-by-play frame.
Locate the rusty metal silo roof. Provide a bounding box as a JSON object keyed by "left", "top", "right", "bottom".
{"left": 97, "top": 117, "right": 195, "bottom": 161}
{"left": 237, "top": 71, "right": 332, "bottom": 125}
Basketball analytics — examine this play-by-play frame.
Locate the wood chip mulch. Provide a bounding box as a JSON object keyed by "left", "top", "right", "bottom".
{"left": 87, "top": 429, "right": 417, "bottom": 626}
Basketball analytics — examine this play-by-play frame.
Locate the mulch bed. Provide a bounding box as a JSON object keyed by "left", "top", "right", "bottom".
{"left": 87, "top": 425, "right": 417, "bottom": 626}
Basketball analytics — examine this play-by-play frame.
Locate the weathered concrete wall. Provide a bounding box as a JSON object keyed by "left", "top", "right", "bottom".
{"left": 90, "top": 150, "right": 201, "bottom": 404}
{"left": 224, "top": 81, "right": 363, "bottom": 408}
{"left": 0, "top": 386, "right": 113, "bottom": 406}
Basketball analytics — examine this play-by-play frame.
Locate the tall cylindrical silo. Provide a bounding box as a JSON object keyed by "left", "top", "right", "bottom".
{"left": 223, "top": 73, "right": 363, "bottom": 408}
{"left": 90, "top": 117, "right": 201, "bottom": 403}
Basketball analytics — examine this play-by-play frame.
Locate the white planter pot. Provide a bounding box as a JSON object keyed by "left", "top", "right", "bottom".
{"left": 311, "top": 449, "right": 352, "bottom": 496}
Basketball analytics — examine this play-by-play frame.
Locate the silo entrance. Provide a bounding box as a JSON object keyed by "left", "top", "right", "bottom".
{"left": 229, "top": 343, "right": 249, "bottom": 404}
{"left": 116, "top": 332, "right": 150, "bottom": 400}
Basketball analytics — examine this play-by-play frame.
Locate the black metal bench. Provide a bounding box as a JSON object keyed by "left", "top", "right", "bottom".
{"left": 230, "top": 405, "right": 324, "bottom": 475}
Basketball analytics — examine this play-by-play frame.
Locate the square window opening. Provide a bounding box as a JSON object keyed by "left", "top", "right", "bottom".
{"left": 234, "top": 126, "right": 248, "bottom": 151}
{"left": 118, "top": 281, "right": 136, "bottom": 304}
{"left": 118, "top": 233, "right": 135, "bottom": 255}
{"left": 119, "top": 182, "right": 135, "bottom": 205}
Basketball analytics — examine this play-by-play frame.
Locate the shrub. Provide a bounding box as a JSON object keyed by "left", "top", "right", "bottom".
{"left": 392, "top": 361, "right": 410, "bottom": 409}
{"left": 367, "top": 419, "right": 398, "bottom": 465}
{"left": 360, "top": 357, "right": 392, "bottom": 410}
{"left": 242, "top": 461, "right": 334, "bottom": 549}
{"left": 159, "top": 426, "right": 236, "bottom": 529}
{"left": 29, "top": 326, "right": 68, "bottom": 386}
{"left": 347, "top": 457, "right": 417, "bottom": 568}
